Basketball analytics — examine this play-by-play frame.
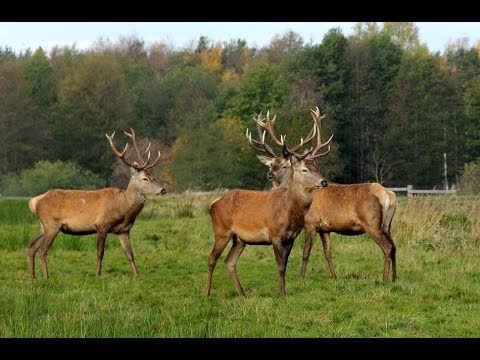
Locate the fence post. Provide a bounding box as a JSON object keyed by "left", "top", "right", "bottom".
{"left": 407, "top": 184, "right": 413, "bottom": 197}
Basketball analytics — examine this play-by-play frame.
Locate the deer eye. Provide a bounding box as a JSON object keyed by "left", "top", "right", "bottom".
{"left": 282, "top": 166, "right": 287, "bottom": 169}
{"left": 302, "top": 168, "right": 308, "bottom": 173}
{"left": 143, "top": 178, "right": 149, "bottom": 181}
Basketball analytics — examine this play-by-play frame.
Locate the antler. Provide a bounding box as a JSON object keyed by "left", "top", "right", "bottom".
{"left": 305, "top": 106, "right": 333, "bottom": 160}
{"left": 248, "top": 111, "right": 315, "bottom": 158}
{"left": 246, "top": 107, "right": 333, "bottom": 161}
{"left": 123, "top": 129, "right": 161, "bottom": 170}
{"left": 253, "top": 111, "right": 285, "bottom": 147}
{"left": 279, "top": 106, "right": 333, "bottom": 160}
{"left": 245, "top": 112, "right": 279, "bottom": 157}
{"left": 106, "top": 129, "right": 161, "bottom": 170}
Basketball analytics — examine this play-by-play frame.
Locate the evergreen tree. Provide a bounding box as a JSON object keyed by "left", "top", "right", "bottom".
{"left": 384, "top": 52, "right": 454, "bottom": 188}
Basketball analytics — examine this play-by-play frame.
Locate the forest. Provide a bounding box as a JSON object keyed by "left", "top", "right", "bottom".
{"left": 1, "top": 22, "right": 480, "bottom": 195}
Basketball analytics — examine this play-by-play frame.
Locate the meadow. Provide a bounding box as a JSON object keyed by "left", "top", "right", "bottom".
{"left": 0, "top": 192, "right": 480, "bottom": 338}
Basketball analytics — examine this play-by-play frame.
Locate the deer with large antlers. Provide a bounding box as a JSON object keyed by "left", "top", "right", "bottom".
{"left": 205, "top": 110, "right": 330, "bottom": 297}
{"left": 254, "top": 107, "right": 397, "bottom": 282}
{"left": 28, "top": 129, "right": 166, "bottom": 279}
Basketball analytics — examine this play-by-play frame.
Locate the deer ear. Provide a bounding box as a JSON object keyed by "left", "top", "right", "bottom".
{"left": 129, "top": 167, "right": 138, "bottom": 176}
{"left": 256, "top": 155, "right": 272, "bottom": 166}
{"left": 289, "top": 156, "right": 300, "bottom": 166}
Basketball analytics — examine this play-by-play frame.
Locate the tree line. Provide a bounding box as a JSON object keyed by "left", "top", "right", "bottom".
{"left": 1, "top": 22, "right": 480, "bottom": 195}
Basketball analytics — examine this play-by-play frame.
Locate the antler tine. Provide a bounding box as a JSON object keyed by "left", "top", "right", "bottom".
{"left": 105, "top": 131, "right": 136, "bottom": 168}
{"left": 254, "top": 111, "right": 284, "bottom": 147}
{"left": 305, "top": 106, "right": 334, "bottom": 160}
{"left": 287, "top": 122, "right": 317, "bottom": 153}
{"left": 145, "top": 150, "right": 162, "bottom": 170}
{"left": 142, "top": 142, "right": 151, "bottom": 156}
{"left": 312, "top": 142, "right": 332, "bottom": 158}
{"left": 265, "top": 111, "right": 284, "bottom": 147}
{"left": 255, "top": 117, "right": 267, "bottom": 152}
{"left": 144, "top": 150, "right": 152, "bottom": 167}
{"left": 124, "top": 128, "right": 147, "bottom": 167}
{"left": 292, "top": 107, "right": 320, "bottom": 148}
{"left": 245, "top": 129, "right": 278, "bottom": 157}
{"left": 296, "top": 146, "right": 315, "bottom": 160}
{"left": 310, "top": 106, "right": 326, "bottom": 121}
{"left": 282, "top": 123, "right": 318, "bottom": 158}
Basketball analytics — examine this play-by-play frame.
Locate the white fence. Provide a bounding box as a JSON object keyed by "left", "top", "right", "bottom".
{"left": 0, "top": 196, "right": 30, "bottom": 200}
{"left": 388, "top": 185, "right": 457, "bottom": 197}
{"left": 0, "top": 185, "right": 458, "bottom": 201}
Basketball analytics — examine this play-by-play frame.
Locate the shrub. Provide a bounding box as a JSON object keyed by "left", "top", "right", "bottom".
{"left": 456, "top": 159, "right": 480, "bottom": 195}
{"left": 0, "top": 160, "right": 103, "bottom": 196}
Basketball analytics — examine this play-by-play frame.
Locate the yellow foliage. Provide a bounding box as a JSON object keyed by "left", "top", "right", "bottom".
{"left": 221, "top": 68, "right": 239, "bottom": 82}
{"left": 215, "top": 118, "right": 251, "bottom": 156}
{"left": 437, "top": 56, "right": 450, "bottom": 73}
{"left": 216, "top": 118, "right": 240, "bottom": 142}
{"left": 164, "top": 133, "right": 190, "bottom": 186}
{"left": 199, "top": 44, "right": 223, "bottom": 73}
{"left": 148, "top": 41, "right": 172, "bottom": 71}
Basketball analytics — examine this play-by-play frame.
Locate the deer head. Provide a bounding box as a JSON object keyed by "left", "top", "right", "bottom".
{"left": 247, "top": 107, "right": 333, "bottom": 187}
{"left": 106, "top": 129, "right": 165, "bottom": 197}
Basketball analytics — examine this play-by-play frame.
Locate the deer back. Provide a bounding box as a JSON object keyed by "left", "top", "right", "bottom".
{"left": 30, "top": 188, "right": 125, "bottom": 229}
{"left": 306, "top": 182, "right": 396, "bottom": 235}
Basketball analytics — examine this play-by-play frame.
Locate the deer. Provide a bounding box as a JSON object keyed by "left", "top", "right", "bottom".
{"left": 253, "top": 107, "right": 397, "bottom": 282}
{"left": 205, "top": 110, "right": 331, "bottom": 297}
{"left": 28, "top": 129, "right": 166, "bottom": 279}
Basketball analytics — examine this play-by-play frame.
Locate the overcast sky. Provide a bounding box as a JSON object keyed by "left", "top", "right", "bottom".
{"left": 1, "top": 22, "right": 480, "bottom": 55}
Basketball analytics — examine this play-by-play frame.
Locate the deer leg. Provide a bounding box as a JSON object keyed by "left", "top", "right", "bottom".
{"left": 300, "top": 224, "right": 316, "bottom": 279}
{"left": 118, "top": 233, "right": 138, "bottom": 276}
{"left": 368, "top": 229, "right": 396, "bottom": 282}
{"left": 95, "top": 230, "right": 108, "bottom": 276}
{"left": 205, "top": 232, "right": 231, "bottom": 296}
{"left": 38, "top": 227, "right": 61, "bottom": 279}
{"left": 384, "top": 232, "right": 397, "bottom": 282}
{"left": 320, "top": 232, "right": 337, "bottom": 279}
{"left": 224, "top": 237, "right": 246, "bottom": 297}
{"left": 273, "top": 239, "right": 294, "bottom": 296}
{"left": 28, "top": 233, "right": 45, "bottom": 279}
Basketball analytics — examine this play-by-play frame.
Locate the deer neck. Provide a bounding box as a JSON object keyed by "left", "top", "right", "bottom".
{"left": 273, "top": 168, "right": 293, "bottom": 189}
{"left": 275, "top": 177, "right": 290, "bottom": 188}
{"left": 285, "top": 180, "right": 314, "bottom": 217}
{"left": 124, "top": 181, "right": 147, "bottom": 213}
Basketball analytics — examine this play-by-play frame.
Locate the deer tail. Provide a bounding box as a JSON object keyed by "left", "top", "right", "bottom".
{"left": 381, "top": 190, "right": 397, "bottom": 234}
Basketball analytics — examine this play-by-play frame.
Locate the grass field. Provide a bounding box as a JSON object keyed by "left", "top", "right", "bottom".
{"left": 1, "top": 192, "right": 480, "bottom": 337}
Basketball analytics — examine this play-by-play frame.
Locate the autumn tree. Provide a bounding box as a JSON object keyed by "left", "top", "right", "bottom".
{"left": 262, "top": 30, "right": 304, "bottom": 64}
{"left": 0, "top": 56, "right": 36, "bottom": 175}
{"left": 221, "top": 39, "right": 250, "bottom": 78}
{"left": 51, "top": 51, "right": 136, "bottom": 184}
{"left": 382, "top": 22, "right": 422, "bottom": 52}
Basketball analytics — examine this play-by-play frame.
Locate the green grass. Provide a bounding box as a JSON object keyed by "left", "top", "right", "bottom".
{"left": 1, "top": 194, "right": 480, "bottom": 337}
